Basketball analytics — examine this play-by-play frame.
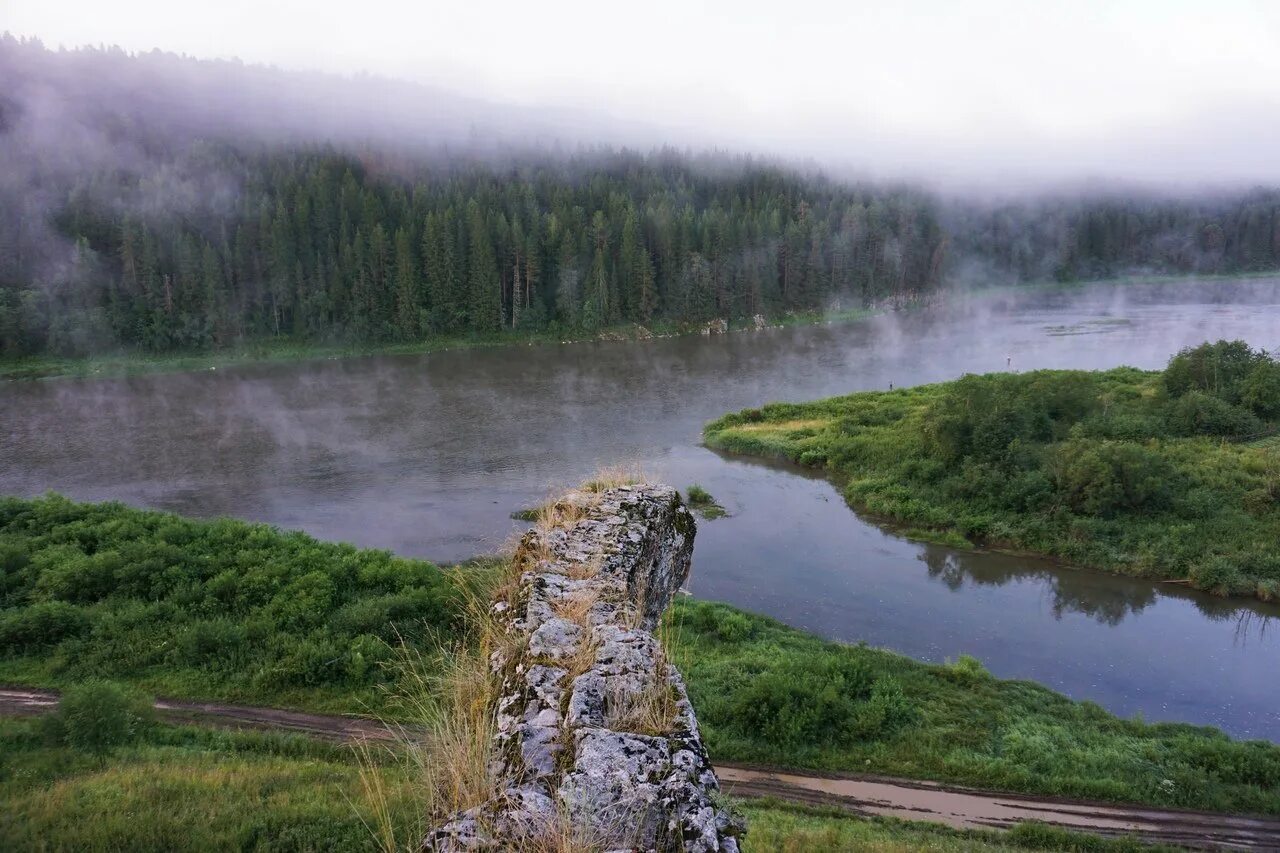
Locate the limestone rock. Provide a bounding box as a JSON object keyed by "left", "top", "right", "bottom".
{"left": 422, "top": 485, "right": 740, "bottom": 852}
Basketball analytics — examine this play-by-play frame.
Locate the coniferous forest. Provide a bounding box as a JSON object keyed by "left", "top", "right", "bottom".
{"left": 3, "top": 35, "right": 1280, "bottom": 359}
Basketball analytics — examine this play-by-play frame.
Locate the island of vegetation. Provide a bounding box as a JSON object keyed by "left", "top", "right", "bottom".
{"left": 685, "top": 483, "right": 728, "bottom": 519}
{"left": 705, "top": 340, "right": 1280, "bottom": 600}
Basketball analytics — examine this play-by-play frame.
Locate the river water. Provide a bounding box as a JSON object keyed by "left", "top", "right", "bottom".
{"left": 3, "top": 278, "right": 1280, "bottom": 739}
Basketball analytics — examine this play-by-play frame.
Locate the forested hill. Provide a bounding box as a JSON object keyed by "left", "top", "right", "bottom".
{"left": 3, "top": 36, "right": 1280, "bottom": 359}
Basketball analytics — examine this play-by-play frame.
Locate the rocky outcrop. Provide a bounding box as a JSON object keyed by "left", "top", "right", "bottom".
{"left": 423, "top": 485, "right": 741, "bottom": 852}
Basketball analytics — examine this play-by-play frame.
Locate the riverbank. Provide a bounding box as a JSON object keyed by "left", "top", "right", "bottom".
{"left": 0, "top": 305, "right": 880, "bottom": 382}
{"left": 6, "top": 269, "right": 1275, "bottom": 382}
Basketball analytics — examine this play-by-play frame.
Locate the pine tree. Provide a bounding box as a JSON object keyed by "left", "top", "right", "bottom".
{"left": 466, "top": 201, "right": 500, "bottom": 333}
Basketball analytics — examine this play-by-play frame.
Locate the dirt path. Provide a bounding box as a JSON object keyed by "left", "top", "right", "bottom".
{"left": 5, "top": 687, "right": 1278, "bottom": 849}
{"left": 715, "top": 765, "right": 1280, "bottom": 850}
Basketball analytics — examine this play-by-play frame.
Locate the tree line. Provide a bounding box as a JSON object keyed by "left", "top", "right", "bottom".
{"left": 2, "top": 37, "right": 1280, "bottom": 358}
{"left": 0, "top": 146, "right": 952, "bottom": 356}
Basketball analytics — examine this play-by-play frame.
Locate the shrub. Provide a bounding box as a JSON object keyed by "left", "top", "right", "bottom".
{"left": 946, "top": 654, "right": 991, "bottom": 681}
{"left": 1242, "top": 361, "right": 1280, "bottom": 419}
{"left": 0, "top": 600, "right": 91, "bottom": 651}
{"left": 1051, "top": 441, "right": 1177, "bottom": 517}
{"left": 1190, "top": 556, "right": 1247, "bottom": 595}
{"left": 1167, "top": 391, "right": 1261, "bottom": 437}
{"left": 1163, "top": 339, "right": 1262, "bottom": 401}
{"left": 48, "top": 680, "right": 155, "bottom": 755}
{"left": 725, "top": 657, "right": 888, "bottom": 748}
{"left": 707, "top": 609, "right": 755, "bottom": 643}
{"left": 0, "top": 495, "right": 462, "bottom": 712}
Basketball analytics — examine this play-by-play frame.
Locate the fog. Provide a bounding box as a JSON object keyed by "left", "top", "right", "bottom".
{"left": 6, "top": 1, "right": 1280, "bottom": 189}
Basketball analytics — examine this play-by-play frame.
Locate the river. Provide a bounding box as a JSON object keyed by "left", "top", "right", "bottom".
{"left": 3, "top": 277, "right": 1279, "bottom": 739}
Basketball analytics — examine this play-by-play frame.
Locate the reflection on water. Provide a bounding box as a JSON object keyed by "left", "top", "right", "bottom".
{"left": 920, "top": 545, "right": 1277, "bottom": 631}
{"left": 3, "top": 278, "right": 1280, "bottom": 739}
{"left": 920, "top": 547, "right": 1157, "bottom": 626}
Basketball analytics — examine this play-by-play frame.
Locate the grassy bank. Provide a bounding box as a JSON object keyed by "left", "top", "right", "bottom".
{"left": 0, "top": 306, "right": 878, "bottom": 382}
{"left": 705, "top": 341, "right": 1280, "bottom": 599}
{"left": 0, "top": 713, "right": 1165, "bottom": 853}
{"left": 668, "top": 599, "right": 1280, "bottom": 814}
{"left": 0, "top": 716, "right": 420, "bottom": 851}
{"left": 739, "top": 801, "right": 1178, "bottom": 853}
{"left": 0, "top": 494, "right": 470, "bottom": 715}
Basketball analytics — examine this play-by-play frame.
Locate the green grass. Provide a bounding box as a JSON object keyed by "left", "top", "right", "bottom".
{"left": 685, "top": 484, "right": 728, "bottom": 519}
{"left": 667, "top": 598, "right": 1280, "bottom": 815}
{"left": 0, "top": 494, "right": 474, "bottom": 715}
{"left": 0, "top": 716, "right": 420, "bottom": 852}
{"left": 739, "top": 800, "right": 1177, "bottom": 852}
{"left": 0, "top": 712, "right": 1167, "bottom": 852}
{"left": 705, "top": 342, "right": 1280, "bottom": 600}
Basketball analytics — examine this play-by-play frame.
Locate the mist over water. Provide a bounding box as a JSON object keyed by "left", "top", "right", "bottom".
{"left": 4, "top": 278, "right": 1280, "bottom": 738}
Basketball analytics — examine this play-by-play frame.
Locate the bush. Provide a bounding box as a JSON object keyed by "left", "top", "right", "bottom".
{"left": 0, "top": 600, "right": 91, "bottom": 651}
{"left": 946, "top": 654, "right": 991, "bottom": 681}
{"left": 1051, "top": 440, "right": 1177, "bottom": 517}
{"left": 1167, "top": 391, "right": 1261, "bottom": 437}
{"left": 1242, "top": 361, "right": 1280, "bottom": 419}
{"left": 48, "top": 680, "right": 154, "bottom": 755}
{"left": 1163, "top": 339, "right": 1263, "bottom": 401}
{"left": 0, "top": 495, "right": 463, "bottom": 712}
{"left": 721, "top": 657, "right": 913, "bottom": 748}
{"left": 707, "top": 609, "right": 755, "bottom": 642}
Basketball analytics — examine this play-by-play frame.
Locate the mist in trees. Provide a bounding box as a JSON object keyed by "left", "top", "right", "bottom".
{"left": 2, "top": 36, "right": 1279, "bottom": 359}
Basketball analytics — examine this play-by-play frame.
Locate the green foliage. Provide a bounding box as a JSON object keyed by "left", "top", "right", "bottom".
{"left": 685, "top": 484, "right": 728, "bottom": 519}
{"left": 0, "top": 495, "right": 463, "bottom": 712}
{"left": 0, "top": 717, "right": 419, "bottom": 851}
{"left": 741, "top": 800, "right": 1181, "bottom": 852}
{"left": 669, "top": 599, "right": 1280, "bottom": 814}
{"left": 1050, "top": 439, "right": 1177, "bottom": 517}
{"left": 705, "top": 343, "right": 1280, "bottom": 598}
{"left": 686, "top": 484, "right": 714, "bottom": 505}
{"left": 0, "top": 601, "right": 91, "bottom": 650}
{"left": 44, "top": 681, "right": 155, "bottom": 755}
{"left": 1164, "top": 340, "right": 1263, "bottom": 401}
{"left": 946, "top": 654, "right": 991, "bottom": 682}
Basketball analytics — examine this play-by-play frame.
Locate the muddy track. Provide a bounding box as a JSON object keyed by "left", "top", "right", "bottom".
{"left": 5, "top": 687, "right": 1278, "bottom": 850}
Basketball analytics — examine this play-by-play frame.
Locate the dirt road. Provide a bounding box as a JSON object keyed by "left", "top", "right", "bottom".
{"left": 5, "top": 687, "right": 1278, "bottom": 850}
{"left": 715, "top": 764, "right": 1279, "bottom": 850}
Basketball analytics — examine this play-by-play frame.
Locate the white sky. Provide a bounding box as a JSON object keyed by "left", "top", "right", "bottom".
{"left": 7, "top": 0, "right": 1280, "bottom": 187}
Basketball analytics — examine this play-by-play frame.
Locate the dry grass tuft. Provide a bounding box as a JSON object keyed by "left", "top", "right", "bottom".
{"left": 535, "top": 497, "right": 592, "bottom": 532}
{"left": 563, "top": 631, "right": 601, "bottom": 682}
{"left": 550, "top": 585, "right": 602, "bottom": 628}
{"left": 355, "top": 572, "right": 525, "bottom": 851}
{"left": 580, "top": 464, "right": 646, "bottom": 493}
{"left": 605, "top": 649, "right": 679, "bottom": 737}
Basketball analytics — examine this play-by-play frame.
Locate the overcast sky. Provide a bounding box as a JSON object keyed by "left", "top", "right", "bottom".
{"left": 7, "top": 0, "right": 1280, "bottom": 188}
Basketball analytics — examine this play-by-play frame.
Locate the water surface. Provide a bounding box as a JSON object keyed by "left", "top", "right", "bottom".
{"left": 3, "top": 278, "right": 1279, "bottom": 738}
